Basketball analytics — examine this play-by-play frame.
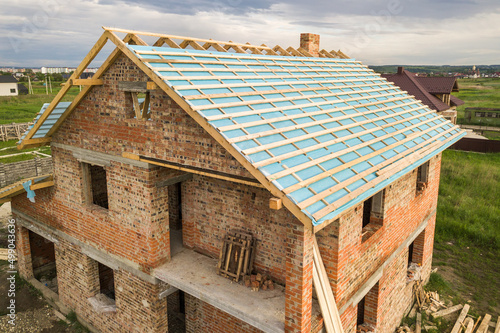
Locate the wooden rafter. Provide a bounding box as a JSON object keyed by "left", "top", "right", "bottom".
{"left": 17, "top": 32, "right": 147, "bottom": 149}
{"left": 105, "top": 30, "right": 314, "bottom": 230}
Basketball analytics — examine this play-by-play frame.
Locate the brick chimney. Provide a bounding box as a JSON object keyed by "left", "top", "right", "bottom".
{"left": 397, "top": 66, "right": 404, "bottom": 74}
{"left": 300, "top": 33, "right": 320, "bottom": 57}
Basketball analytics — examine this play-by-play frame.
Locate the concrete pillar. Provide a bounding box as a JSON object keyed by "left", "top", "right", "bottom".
{"left": 285, "top": 223, "right": 314, "bottom": 332}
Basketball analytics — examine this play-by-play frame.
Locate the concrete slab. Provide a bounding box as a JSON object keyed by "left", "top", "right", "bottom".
{"left": 153, "top": 246, "right": 286, "bottom": 333}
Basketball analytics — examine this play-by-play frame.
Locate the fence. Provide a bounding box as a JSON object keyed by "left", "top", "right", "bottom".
{"left": 0, "top": 122, "right": 32, "bottom": 142}
{"left": 0, "top": 157, "right": 52, "bottom": 187}
{"left": 449, "top": 137, "right": 500, "bottom": 153}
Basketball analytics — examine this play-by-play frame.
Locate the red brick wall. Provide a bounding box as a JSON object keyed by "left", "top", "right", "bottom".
{"left": 12, "top": 155, "right": 175, "bottom": 272}
{"left": 181, "top": 174, "right": 299, "bottom": 284}
{"left": 54, "top": 239, "right": 169, "bottom": 333}
{"left": 318, "top": 154, "right": 441, "bottom": 332}
{"left": 15, "top": 225, "right": 34, "bottom": 279}
{"left": 185, "top": 293, "right": 263, "bottom": 333}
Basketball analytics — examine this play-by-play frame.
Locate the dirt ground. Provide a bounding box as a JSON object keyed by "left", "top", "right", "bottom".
{"left": 0, "top": 203, "right": 84, "bottom": 333}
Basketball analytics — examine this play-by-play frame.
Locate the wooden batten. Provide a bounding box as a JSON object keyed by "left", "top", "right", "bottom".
{"left": 71, "top": 79, "right": 104, "bottom": 86}
{"left": 118, "top": 81, "right": 157, "bottom": 92}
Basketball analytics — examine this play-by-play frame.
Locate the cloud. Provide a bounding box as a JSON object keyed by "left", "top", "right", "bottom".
{"left": 0, "top": 0, "right": 498, "bottom": 67}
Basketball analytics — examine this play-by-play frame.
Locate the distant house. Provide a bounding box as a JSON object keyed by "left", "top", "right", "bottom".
{"left": 0, "top": 75, "right": 19, "bottom": 96}
{"left": 382, "top": 67, "right": 464, "bottom": 123}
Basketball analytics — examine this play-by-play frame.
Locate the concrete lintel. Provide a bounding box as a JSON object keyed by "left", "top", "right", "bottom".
{"left": 158, "top": 285, "right": 179, "bottom": 299}
{"left": 52, "top": 143, "right": 153, "bottom": 169}
{"left": 12, "top": 208, "right": 159, "bottom": 285}
{"left": 339, "top": 209, "right": 435, "bottom": 314}
{"left": 156, "top": 173, "right": 192, "bottom": 188}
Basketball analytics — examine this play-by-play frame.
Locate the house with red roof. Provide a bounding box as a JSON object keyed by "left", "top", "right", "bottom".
{"left": 382, "top": 67, "right": 464, "bottom": 124}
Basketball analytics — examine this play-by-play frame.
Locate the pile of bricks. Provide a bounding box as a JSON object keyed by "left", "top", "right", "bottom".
{"left": 243, "top": 273, "right": 274, "bottom": 292}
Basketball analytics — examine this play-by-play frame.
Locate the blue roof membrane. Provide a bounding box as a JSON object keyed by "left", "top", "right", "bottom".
{"left": 130, "top": 45, "right": 468, "bottom": 225}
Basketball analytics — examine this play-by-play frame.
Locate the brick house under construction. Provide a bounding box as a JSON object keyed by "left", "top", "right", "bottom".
{"left": 3, "top": 29, "right": 465, "bottom": 333}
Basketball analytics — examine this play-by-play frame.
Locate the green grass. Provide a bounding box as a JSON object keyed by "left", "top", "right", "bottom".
{"left": 0, "top": 82, "right": 80, "bottom": 124}
{"left": 0, "top": 139, "right": 51, "bottom": 163}
{"left": 437, "top": 150, "right": 500, "bottom": 249}
{"left": 455, "top": 78, "right": 500, "bottom": 125}
{"left": 434, "top": 150, "right": 500, "bottom": 318}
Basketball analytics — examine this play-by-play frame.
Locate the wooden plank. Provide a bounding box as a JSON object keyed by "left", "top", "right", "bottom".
{"left": 431, "top": 304, "right": 463, "bottom": 319}
{"left": 208, "top": 89, "right": 410, "bottom": 124}
{"left": 202, "top": 41, "right": 227, "bottom": 52}
{"left": 266, "top": 110, "right": 436, "bottom": 188}
{"left": 140, "top": 91, "right": 150, "bottom": 119}
{"left": 273, "top": 45, "right": 291, "bottom": 56}
{"left": 30, "top": 180, "right": 55, "bottom": 191}
{"left": 495, "top": 317, "right": 500, "bottom": 333}
{"left": 477, "top": 314, "right": 492, "bottom": 333}
{"left": 312, "top": 129, "right": 461, "bottom": 221}
{"left": 43, "top": 33, "right": 147, "bottom": 140}
{"left": 131, "top": 92, "right": 141, "bottom": 119}
{"left": 0, "top": 198, "right": 11, "bottom": 204}
{"left": 106, "top": 30, "right": 314, "bottom": 230}
{"left": 450, "top": 304, "right": 469, "bottom": 333}
{"left": 17, "top": 137, "right": 51, "bottom": 149}
{"left": 71, "top": 79, "right": 103, "bottom": 86}
{"left": 122, "top": 152, "right": 264, "bottom": 188}
{"left": 297, "top": 47, "right": 313, "bottom": 57}
{"left": 241, "top": 104, "right": 428, "bottom": 157}
{"left": 463, "top": 318, "right": 474, "bottom": 333}
{"left": 18, "top": 32, "right": 110, "bottom": 148}
{"left": 102, "top": 26, "right": 273, "bottom": 51}
{"left": 312, "top": 236, "right": 344, "bottom": 333}
{"left": 416, "top": 312, "right": 422, "bottom": 333}
{"left": 312, "top": 265, "right": 335, "bottom": 333}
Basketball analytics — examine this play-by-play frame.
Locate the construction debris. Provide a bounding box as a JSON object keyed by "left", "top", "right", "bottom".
{"left": 395, "top": 279, "right": 497, "bottom": 333}
{"left": 243, "top": 274, "right": 274, "bottom": 292}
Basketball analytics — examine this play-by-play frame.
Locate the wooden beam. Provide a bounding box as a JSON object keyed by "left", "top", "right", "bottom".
{"left": 102, "top": 27, "right": 272, "bottom": 51}
{"left": 495, "top": 316, "right": 500, "bottom": 333}
{"left": 431, "top": 304, "right": 463, "bottom": 319}
{"left": 477, "top": 314, "right": 492, "bottom": 333}
{"left": 118, "top": 81, "right": 157, "bottom": 92}
{"left": 122, "top": 152, "right": 263, "bottom": 188}
{"left": 35, "top": 33, "right": 146, "bottom": 142}
{"left": 17, "top": 137, "right": 51, "bottom": 149}
{"left": 18, "top": 31, "right": 110, "bottom": 149}
{"left": 71, "top": 79, "right": 103, "bottom": 86}
{"left": 269, "top": 198, "right": 282, "bottom": 210}
{"left": 30, "top": 180, "right": 55, "bottom": 191}
{"left": 156, "top": 173, "right": 193, "bottom": 187}
{"left": 416, "top": 312, "right": 422, "bottom": 333}
{"left": 127, "top": 33, "right": 148, "bottom": 46}
{"left": 312, "top": 235, "right": 344, "bottom": 332}
{"left": 0, "top": 198, "right": 11, "bottom": 204}
{"left": 202, "top": 41, "right": 227, "bottom": 52}
{"left": 450, "top": 304, "right": 469, "bottom": 333}
{"left": 106, "top": 30, "right": 314, "bottom": 230}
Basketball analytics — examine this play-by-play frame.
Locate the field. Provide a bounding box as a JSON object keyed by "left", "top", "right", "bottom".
{"left": 455, "top": 78, "right": 500, "bottom": 139}
{"left": 0, "top": 82, "right": 80, "bottom": 124}
{"left": 431, "top": 150, "right": 500, "bottom": 321}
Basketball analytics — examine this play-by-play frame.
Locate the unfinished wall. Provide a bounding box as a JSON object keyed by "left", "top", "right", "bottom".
{"left": 318, "top": 154, "right": 441, "bottom": 333}
{"left": 54, "top": 238, "right": 169, "bottom": 333}
{"left": 182, "top": 174, "right": 299, "bottom": 284}
{"left": 0, "top": 157, "right": 52, "bottom": 187}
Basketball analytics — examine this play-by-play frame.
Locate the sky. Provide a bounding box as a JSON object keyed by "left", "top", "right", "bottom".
{"left": 0, "top": 0, "right": 499, "bottom": 67}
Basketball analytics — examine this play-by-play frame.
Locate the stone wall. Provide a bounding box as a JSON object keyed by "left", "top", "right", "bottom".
{"left": 0, "top": 157, "right": 52, "bottom": 187}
